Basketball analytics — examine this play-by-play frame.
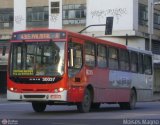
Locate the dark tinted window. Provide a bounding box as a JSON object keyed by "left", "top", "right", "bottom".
{"left": 119, "top": 49, "right": 129, "bottom": 71}
{"left": 144, "top": 55, "right": 152, "bottom": 75}
{"left": 27, "top": 7, "right": 48, "bottom": 27}
{"left": 97, "top": 44, "right": 107, "bottom": 68}
{"left": 138, "top": 53, "right": 144, "bottom": 74}
{"left": 62, "top": 4, "right": 86, "bottom": 25}
{"left": 85, "top": 42, "right": 95, "bottom": 67}
{"left": 0, "top": 8, "right": 13, "bottom": 29}
{"left": 108, "top": 47, "right": 118, "bottom": 70}
{"left": 130, "top": 52, "right": 138, "bottom": 72}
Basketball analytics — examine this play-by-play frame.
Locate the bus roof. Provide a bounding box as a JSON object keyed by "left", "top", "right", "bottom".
{"left": 67, "top": 30, "right": 127, "bottom": 49}
{"left": 127, "top": 46, "right": 152, "bottom": 55}
{"left": 11, "top": 29, "right": 67, "bottom": 41}
{"left": 13, "top": 28, "right": 153, "bottom": 52}
{"left": 12, "top": 28, "right": 127, "bottom": 49}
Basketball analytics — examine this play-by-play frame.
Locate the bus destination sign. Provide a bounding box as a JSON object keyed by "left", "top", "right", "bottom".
{"left": 12, "top": 32, "right": 66, "bottom": 40}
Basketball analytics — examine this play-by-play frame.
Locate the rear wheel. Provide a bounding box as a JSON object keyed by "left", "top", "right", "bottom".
{"left": 119, "top": 89, "right": 137, "bottom": 110}
{"left": 128, "top": 89, "right": 137, "bottom": 109}
{"left": 77, "top": 89, "right": 92, "bottom": 113}
{"left": 32, "top": 102, "right": 46, "bottom": 112}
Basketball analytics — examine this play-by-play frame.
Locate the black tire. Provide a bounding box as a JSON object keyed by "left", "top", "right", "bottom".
{"left": 77, "top": 89, "right": 92, "bottom": 113}
{"left": 128, "top": 89, "right": 137, "bottom": 109}
{"left": 32, "top": 102, "right": 46, "bottom": 112}
{"left": 119, "top": 89, "right": 137, "bottom": 110}
{"left": 91, "top": 103, "right": 101, "bottom": 110}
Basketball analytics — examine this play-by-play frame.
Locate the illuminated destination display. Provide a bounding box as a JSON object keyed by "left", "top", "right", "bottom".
{"left": 13, "top": 70, "right": 33, "bottom": 76}
{"left": 12, "top": 32, "right": 66, "bottom": 40}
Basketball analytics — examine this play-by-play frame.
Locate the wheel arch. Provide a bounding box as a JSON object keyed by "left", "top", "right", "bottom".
{"left": 86, "top": 84, "right": 94, "bottom": 102}
{"left": 131, "top": 86, "right": 137, "bottom": 101}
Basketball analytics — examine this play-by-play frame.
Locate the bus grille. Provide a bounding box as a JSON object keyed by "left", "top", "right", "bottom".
{"left": 24, "top": 95, "right": 45, "bottom": 98}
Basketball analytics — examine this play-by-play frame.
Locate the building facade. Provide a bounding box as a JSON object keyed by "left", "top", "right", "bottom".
{"left": 0, "top": 0, "right": 160, "bottom": 93}
{"left": 85, "top": 0, "right": 160, "bottom": 92}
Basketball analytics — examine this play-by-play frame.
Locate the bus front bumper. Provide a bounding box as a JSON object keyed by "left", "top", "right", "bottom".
{"left": 7, "top": 90, "right": 67, "bottom": 102}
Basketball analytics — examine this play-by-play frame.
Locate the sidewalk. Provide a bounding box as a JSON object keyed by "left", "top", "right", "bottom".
{"left": 152, "top": 92, "right": 160, "bottom": 101}
{"left": 0, "top": 94, "right": 7, "bottom": 102}
{"left": 1, "top": 93, "right": 160, "bottom": 102}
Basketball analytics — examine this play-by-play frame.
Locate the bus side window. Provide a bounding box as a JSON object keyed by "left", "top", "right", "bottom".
{"left": 138, "top": 53, "right": 144, "bottom": 74}
{"left": 119, "top": 49, "right": 129, "bottom": 71}
{"left": 85, "top": 42, "right": 96, "bottom": 67}
{"left": 68, "top": 41, "right": 83, "bottom": 78}
{"left": 0, "top": 46, "right": 2, "bottom": 55}
{"left": 68, "top": 42, "right": 83, "bottom": 69}
{"left": 97, "top": 44, "right": 107, "bottom": 68}
{"left": 144, "top": 55, "right": 152, "bottom": 75}
{"left": 2, "top": 46, "right": 6, "bottom": 56}
{"left": 130, "top": 51, "right": 138, "bottom": 73}
{"left": 108, "top": 47, "right": 118, "bottom": 70}
{"left": 13, "top": 44, "right": 22, "bottom": 70}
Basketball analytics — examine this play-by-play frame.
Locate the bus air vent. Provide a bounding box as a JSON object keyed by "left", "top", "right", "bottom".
{"left": 24, "top": 95, "right": 45, "bottom": 98}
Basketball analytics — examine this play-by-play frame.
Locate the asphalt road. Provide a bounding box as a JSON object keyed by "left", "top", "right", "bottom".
{"left": 0, "top": 101, "right": 160, "bottom": 125}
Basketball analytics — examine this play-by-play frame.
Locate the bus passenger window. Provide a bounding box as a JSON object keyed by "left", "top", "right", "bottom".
{"left": 2, "top": 46, "right": 6, "bottom": 56}
{"left": 119, "top": 49, "right": 129, "bottom": 71}
{"left": 97, "top": 44, "right": 107, "bottom": 68}
{"left": 108, "top": 47, "right": 118, "bottom": 70}
{"left": 85, "top": 42, "right": 95, "bottom": 67}
{"left": 144, "top": 55, "right": 152, "bottom": 75}
{"left": 138, "top": 54, "right": 144, "bottom": 74}
{"left": 130, "top": 52, "right": 138, "bottom": 73}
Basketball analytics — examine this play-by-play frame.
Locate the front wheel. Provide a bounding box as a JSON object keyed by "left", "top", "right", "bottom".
{"left": 32, "top": 102, "right": 46, "bottom": 112}
{"left": 77, "top": 89, "right": 92, "bottom": 113}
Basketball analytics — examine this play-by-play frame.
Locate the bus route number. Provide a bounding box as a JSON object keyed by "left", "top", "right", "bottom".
{"left": 42, "top": 77, "right": 55, "bottom": 82}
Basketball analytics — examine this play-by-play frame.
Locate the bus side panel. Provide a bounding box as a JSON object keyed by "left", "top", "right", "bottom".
{"left": 67, "top": 87, "right": 85, "bottom": 102}
{"left": 94, "top": 88, "right": 117, "bottom": 102}
{"left": 107, "top": 70, "right": 131, "bottom": 102}
{"left": 83, "top": 68, "right": 131, "bottom": 103}
{"left": 132, "top": 73, "right": 153, "bottom": 101}
{"left": 86, "top": 68, "right": 112, "bottom": 102}
{"left": 93, "top": 84, "right": 130, "bottom": 103}
{"left": 67, "top": 67, "right": 110, "bottom": 103}
{"left": 87, "top": 68, "right": 109, "bottom": 88}
{"left": 115, "top": 89, "right": 131, "bottom": 102}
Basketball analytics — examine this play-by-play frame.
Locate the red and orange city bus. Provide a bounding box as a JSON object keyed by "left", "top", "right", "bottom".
{"left": 7, "top": 29, "right": 153, "bottom": 113}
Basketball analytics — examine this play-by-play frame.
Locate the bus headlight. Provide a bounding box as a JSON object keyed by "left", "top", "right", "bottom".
{"left": 59, "top": 88, "right": 64, "bottom": 92}
{"left": 10, "top": 87, "right": 14, "bottom": 91}
{"left": 54, "top": 88, "right": 64, "bottom": 93}
{"left": 9, "top": 87, "right": 18, "bottom": 92}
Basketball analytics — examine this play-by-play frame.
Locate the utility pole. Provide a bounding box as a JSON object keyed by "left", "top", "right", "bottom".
{"left": 148, "top": 0, "right": 160, "bottom": 51}
{"left": 148, "top": 0, "right": 153, "bottom": 51}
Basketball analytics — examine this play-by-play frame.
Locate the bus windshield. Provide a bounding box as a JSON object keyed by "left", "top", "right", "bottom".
{"left": 10, "top": 41, "right": 65, "bottom": 77}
